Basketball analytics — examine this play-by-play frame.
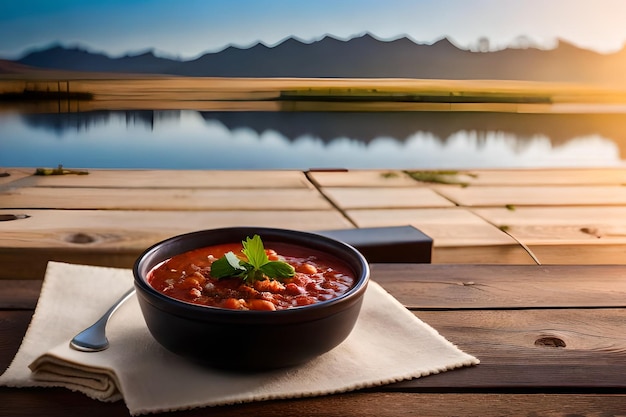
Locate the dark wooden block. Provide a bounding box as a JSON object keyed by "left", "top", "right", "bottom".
{"left": 316, "top": 225, "right": 432, "bottom": 263}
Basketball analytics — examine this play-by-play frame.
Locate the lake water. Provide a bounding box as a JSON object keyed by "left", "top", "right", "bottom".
{"left": 2, "top": 109, "right": 626, "bottom": 170}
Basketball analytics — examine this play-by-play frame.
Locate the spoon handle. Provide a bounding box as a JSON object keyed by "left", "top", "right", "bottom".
{"left": 69, "top": 287, "right": 136, "bottom": 352}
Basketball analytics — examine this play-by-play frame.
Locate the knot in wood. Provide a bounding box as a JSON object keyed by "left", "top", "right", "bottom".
{"left": 0, "top": 214, "right": 30, "bottom": 222}
{"left": 66, "top": 232, "right": 97, "bottom": 244}
{"left": 534, "top": 337, "right": 566, "bottom": 348}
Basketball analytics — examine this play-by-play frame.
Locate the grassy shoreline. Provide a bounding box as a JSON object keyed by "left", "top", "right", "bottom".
{"left": 2, "top": 76, "right": 626, "bottom": 112}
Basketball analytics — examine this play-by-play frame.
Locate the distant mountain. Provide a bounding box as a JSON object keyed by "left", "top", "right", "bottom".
{"left": 0, "top": 58, "right": 53, "bottom": 74}
{"left": 13, "top": 44, "right": 181, "bottom": 74}
{"left": 9, "top": 34, "right": 626, "bottom": 84}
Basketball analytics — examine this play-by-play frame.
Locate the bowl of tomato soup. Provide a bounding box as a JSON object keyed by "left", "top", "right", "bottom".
{"left": 133, "top": 227, "right": 370, "bottom": 371}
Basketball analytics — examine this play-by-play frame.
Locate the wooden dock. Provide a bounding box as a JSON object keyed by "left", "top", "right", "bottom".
{"left": 1, "top": 167, "right": 625, "bottom": 280}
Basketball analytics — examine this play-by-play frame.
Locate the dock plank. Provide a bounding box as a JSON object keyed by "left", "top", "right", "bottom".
{"left": 321, "top": 187, "right": 455, "bottom": 209}
{"left": 307, "top": 170, "right": 419, "bottom": 187}
{"left": 17, "top": 170, "right": 314, "bottom": 189}
{"left": 430, "top": 246, "right": 535, "bottom": 264}
{"left": 473, "top": 205, "right": 626, "bottom": 263}
{"left": 346, "top": 208, "right": 513, "bottom": 246}
{"left": 2, "top": 168, "right": 624, "bottom": 268}
{"left": 0, "top": 209, "right": 354, "bottom": 279}
{"left": 460, "top": 168, "right": 626, "bottom": 186}
{"left": 0, "top": 169, "right": 32, "bottom": 186}
{"left": 344, "top": 207, "right": 535, "bottom": 264}
{"left": 473, "top": 206, "right": 626, "bottom": 243}
{"left": 0, "top": 209, "right": 353, "bottom": 248}
{"left": 433, "top": 184, "right": 626, "bottom": 206}
{"left": 526, "top": 244, "right": 626, "bottom": 265}
{"left": 1, "top": 187, "right": 333, "bottom": 210}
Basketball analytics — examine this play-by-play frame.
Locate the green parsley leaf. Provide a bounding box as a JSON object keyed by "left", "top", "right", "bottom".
{"left": 210, "top": 253, "right": 246, "bottom": 279}
{"left": 210, "top": 235, "right": 295, "bottom": 283}
{"left": 241, "top": 235, "right": 269, "bottom": 267}
{"left": 225, "top": 251, "right": 246, "bottom": 270}
{"left": 260, "top": 261, "right": 296, "bottom": 278}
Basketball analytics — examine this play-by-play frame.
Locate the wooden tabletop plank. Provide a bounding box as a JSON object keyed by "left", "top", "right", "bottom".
{"left": 321, "top": 187, "right": 455, "bottom": 209}
{"left": 370, "top": 264, "right": 626, "bottom": 309}
{"left": 2, "top": 307, "right": 625, "bottom": 390}
{"left": 5, "top": 264, "right": 626, "bottom": 309}
{"left": 1, "top": 187, "right": 333, "bottom": 210}
{"left": 403, "top": 308, "right": 626, "bottom": 389}
{"left": 11, "top": 170, "right": 314, "bottom": 189}
{"left": 0, "top": 281, "right": 41, "bottom": 309}
{"left": 2, "top": 264, "right": 626, "bottom": 415}
{"left": 0, "top": 390, "right": 624, "bottom": 417}
{"left": 433, "top": 185, "right": 626, "bottom": 207}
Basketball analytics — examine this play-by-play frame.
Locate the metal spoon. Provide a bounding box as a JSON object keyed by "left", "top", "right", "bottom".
{"left": 69, "top": 288, "right": 136, "bottom": 352}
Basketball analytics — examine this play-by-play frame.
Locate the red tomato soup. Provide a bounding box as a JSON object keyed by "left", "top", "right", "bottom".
{"left": 147, "top": 242, "right": 356, "bottom": 311}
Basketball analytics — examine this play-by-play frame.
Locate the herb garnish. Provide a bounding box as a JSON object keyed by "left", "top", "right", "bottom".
{"left": 210, "top": 235, "right": 295, "bottom": 283}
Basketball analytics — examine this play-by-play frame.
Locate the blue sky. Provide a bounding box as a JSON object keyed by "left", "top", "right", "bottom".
{"left": 1, "top": 0, "right": 625, "bottom": 60}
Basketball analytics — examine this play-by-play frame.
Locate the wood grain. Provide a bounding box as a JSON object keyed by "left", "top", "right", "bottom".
{"left": 321, "top": 187, "right": 455, "bottom": 209}
{"left": 473, "top": 206, "right": 626, "bottom": 244}
{"left": 433, "top": 184, "right": 626, "bottom": 207}
{"left": 19, "top": 170, "right": 314, "bottom": 189}
{"left": 3, "top": 264, "right": 626, "bottom": 416}
{"left": 461, "top": 168, "right": 626, "bottom": 186}
{"left": 307, "top": 170, "right": 419, "bottom": 187}
{"left": 0, "top": 169, "right": 33, "bottom": 186}
{"left": 431, "top": 245, "right": 536, "bottom": 264}
{"left": 346, "top": 207, "right": 516, "bottom": 246}
{"left": 0, "top": 391, "right": 625, "bottom": 417}
{"left": 0, "top": 209, "right": 354, "bottom": 279}
{"left": 2, "top": 308, "right": 625, "bottom": 389}
{"left": 3, "top": 304, "right": 625, "bottom": 387}
{"left": 0, "top": 209, "right": 353, "bottom": 248}
{"left": 2, "top": 187, "right": 333, "bottom": 210}
{"left": 4, "top": 168, "right": 625, "bottom": 269}
{"left": 528, "top": 243, "right": 626, "bottom": 265}
{"left": 6, "top": 264, "right": 626, "bottom": 308}
{"left": 308, "top": 168, "right": 626, "bottom": 188}
{"left": 370, "top": 264, "right": 626, "bottom": 308}
{"left": 0, "top": 281, "right": 41, "bottom": 309}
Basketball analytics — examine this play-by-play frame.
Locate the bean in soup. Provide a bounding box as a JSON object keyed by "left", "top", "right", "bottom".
{"left": 147, "top": 242, "right": 355, "bottom": 311}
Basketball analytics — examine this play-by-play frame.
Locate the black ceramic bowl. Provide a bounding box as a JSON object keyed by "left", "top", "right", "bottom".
{"left": 133, "top": 227, "right": 370, "bottom": 371}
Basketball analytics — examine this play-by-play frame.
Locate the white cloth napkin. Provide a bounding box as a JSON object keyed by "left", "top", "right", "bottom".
{"left": 0, "top": 261, "right": 479, "bottom": 415}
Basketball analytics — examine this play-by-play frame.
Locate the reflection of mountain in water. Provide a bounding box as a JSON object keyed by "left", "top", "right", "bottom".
{"left": 200, "top": 111, "right": 626, "bottom": 158}
{"left": 19, "top": 109, "right": 626, "bottom": 159}
{"left": 20, "top": 110, "right": 182, "bottom": 135}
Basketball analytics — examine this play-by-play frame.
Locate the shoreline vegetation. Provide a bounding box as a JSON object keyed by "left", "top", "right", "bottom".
{"left": 2, "top": 75, "right": 626, "bottom": 113}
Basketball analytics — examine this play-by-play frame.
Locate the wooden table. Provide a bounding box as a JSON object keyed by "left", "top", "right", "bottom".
{"left": 2, "top": 263, "right": 626, "bottom": 416}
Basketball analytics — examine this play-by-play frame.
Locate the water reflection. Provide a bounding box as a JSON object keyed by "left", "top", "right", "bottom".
{"left": 4, "top": 109, "right": 626, "bottom": 169}
{"left": 20, "top": 110, "right": 182, "bottom": 134}
{"left": 199, "top": 110, "right": 626, "bottom": 148}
